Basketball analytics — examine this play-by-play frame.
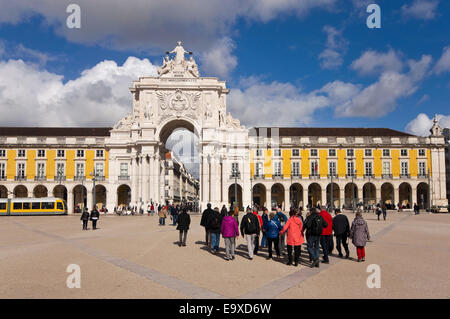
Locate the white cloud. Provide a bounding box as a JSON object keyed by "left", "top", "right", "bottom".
{"left": 350, "top": 49, "right": 404, "bottom": 76}
{"left": 335, "top": 54, "right": 432, "bottom": 118}
{"left": 416, "top": 94, "right": 430, "bottom": 105}
{"left": 0, "top": 57, "right": 157, "bottom": 126}
{"left": 318, "top": 26, "right": 348, "bottom": 69}
{"left": 199, "top": 37, "right": 237, "bottom": 78}
{"left": 433, "top": 46, "right": 450, "bottom": 74}
{"left": 228, "top": 79, "right": 330, "bottom": 126}
{"left": 406, "top": 113, "right": 450, "bottom": 136}
{"left": 401, "top": 0, "right": 439, "bottom": 20}
{"left": 0, "top": 0, "right": 337, "bottom": 52}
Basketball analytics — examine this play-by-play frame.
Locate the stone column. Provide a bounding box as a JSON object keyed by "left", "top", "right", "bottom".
{"left": 155, "top": 153, "right": 160, "bottom": 204}
{"left": 266, "top": 186, "right": 272, "bottom": 210}
{"left": 393, "top": 187, "right": 399, "bottom": 207}
{"left": 138, "top": 155, "right": 143, "bottom": 204}
{"left": 357, "top": 187, "right": 363, "bottom": 204}
{"left": 131, "top": 156, "right": 137, "bottom": 205}
{"left": 321, "top": 187, "right": 327, "bottom": 207}
{"left": 284, "top": 187, "right": 290, "bottom": 211}
{"left": 376, "top": 186, "right": 381, "bottom": 205}
{"left": 86, "top": 187, "right": 92, "bottom": 210}
{"left": 149, "top": 154, "right": 155, "bottom": 203}
{"left": 67, "top": 190, "right": 74, "bottom": 214}
{"left": 339, "top": 187, "right": 345, "bottom": 209}
{"left": 142, "top": 155, "right": 149, "bottom": 204}
{"left": 412, "top": 187, "right": 417, "bottom": 206}
{"left": 303, "top": 186, "right": 309, "bottom": 210}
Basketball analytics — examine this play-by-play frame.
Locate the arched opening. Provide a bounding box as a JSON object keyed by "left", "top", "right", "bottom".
{"left": 326, "top": 183, "right": 340, "bottom": 209}
{"left": 161, "top": 119, "right": 200, "bottom": 207}
{"left": 271, "top": 183, "right": 285, "bottom": 209}
{"left": 0, "top": 185, "right": 8, "bottom": 198}
{"left": 381, "top": 183, "right": 394, "bottom": 209}
{"left": 53, "top": 185, "right": 67, "bottom": 202}
{"left": 344, "top": 183, "right": 358, "bottom": 209}
{"left": 417, "top": 182, "right": 429, "bottom": 210}
{"left": 290, "top": 183, "right": 303, "bottom": 209}
{"left": 13, "top": 185, "right": 28, "bottom": 198}
{"left": 252, "top": 183, "right": 266, "bottom": 208}
{"left": 73, "top": 185, "right": 87, "bottom": 211}
{"left": 363, "top": 183, "right": 376, "bottom": 207}
{"left": 399, "top": 182, "right": 412, "bottom": 209}
{"left": 33, "top": 185, "right": 48, "bottom": 198}
{"left": 228, "top": 184, "right": 242, "bottom": 210}
{"left": 94, "top": 184, "right": 107, "bottom": 209}
{"left": 117, "top": 184, "right": 131, "bottom": 207}
{"left": 308, "top": 183, "right": 321, "bottom": 208}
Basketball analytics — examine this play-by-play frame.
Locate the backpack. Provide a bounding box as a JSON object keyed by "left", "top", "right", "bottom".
{"left": 209, "top": 214, "right": 220, "bottom": 229}
{"left": 244, "top": 214, "right": 258, "bottom": 234}
{"left": 310, "top": 214, "right": 323, "bottom": 235}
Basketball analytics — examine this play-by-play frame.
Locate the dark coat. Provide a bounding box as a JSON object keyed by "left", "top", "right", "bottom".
{"left": 240, "top": 213, "right": 260, "bottom": 235}
{"left": 80, "top": 211, "right": 90, "bottom": 221}
{"left": 90, "top": 210, "right": 99, "bottom": 220}
{"left": 200, "top": 208, "right": 214, "bottom": 229}
{"left": 332, "top": 214, "right": 350, "bottom": 236}
{"left": 206, "top": 210, "right": 222, "bottom": 234}
{"left": 264, "top": 218, "right": 281, "bottom": 239}
{"left": 303, "top": 212, "right": 328, "bottom": 237}
{"left": 176, "top": 212, "right": 191, "bottom": 231}
{"left": 349, "top": 216, "right": 370, "bottom": 247}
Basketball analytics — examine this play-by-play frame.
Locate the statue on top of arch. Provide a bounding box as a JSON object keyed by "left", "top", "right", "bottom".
{"left": 157, "top": 41, "right": 199, "bottom": 78}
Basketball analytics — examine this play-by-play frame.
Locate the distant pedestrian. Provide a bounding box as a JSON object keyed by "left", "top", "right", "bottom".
{"left": 159, "top": 206, "right": 167, "bottom": 225}
{"left": 275, "top": 207, "right": 288, "bottom": 255}
{"left": 240, "top": 207, "right": 260, "bottom": 260}
{"left": 280, "top": 209, "right": 304, "bottom": 266}
{"left": 90, "top": 206, "right": 99, "bottom": 230}
{"left": 376, "top": 205, "right": 382, "bottom": 220}
{"left": 382, "top": 205, "right": 387, "bottom": 221}
{"left": 332, "top": 209, "right": 350, "bottom": 258}
{"left": 414, "top": 203, "right": 419, "bottom": 215}
{"left": 81, "top": 207, "right": 89, "bottom": 230}
{"left": 303, "top": 208, "right": 328, "bottom": 268}
{"left": 221, "top": 210, "right": 239, "bottom": 260}
{"left": 252, "top": 208, "right": 263, "bottom": 256}
{"left": 176, "top": 208, "right": 191, "bottom": 247}
{"left": 200, "top": 203, "right": 214, "bottom": 248}
{"left": 349, "top": 211, "right": 370, "bottom": 262}
{"left": 260, "top": 208, "right": 269, "bottom": 248}
{"left": 319, "top": 206, "right": 333, "bottom": 264}
{"left": 264, "top": 212, "right": 281, "bottom": 260}
{"left": 207, "top": 207, "right": 223, "bottom": 254}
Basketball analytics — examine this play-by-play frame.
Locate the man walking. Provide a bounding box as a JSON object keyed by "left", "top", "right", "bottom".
{"left": 332, "top": 209, "right": 350, "bottom": 258}
{"left": 80, "top": 207, "right": 90, "bottom": 230}
{"left": 90, "top": 206, "right": 100, "bottom": 230}
{"left": 303, "top": 208, "right": 327, "bottom": 268}
{"left": 319, "top": 206, "right": 333, "bottom": 264}
{"left": 240, "top": 207, "right": 260, "bottom": 260}
{"left": 275, "top": 206, "right": 288, "bottom": 255}
{"left": 207, "top": 207, "right": 223, "bottom": 254}
{"left": 176, "top": 207, "right": 191, "bottom": 247}
{"left": 200, "top": 203, "right": 214, "bottom": 248}
{"left": 252, "top": 207, "right": 263, "bottom": 256}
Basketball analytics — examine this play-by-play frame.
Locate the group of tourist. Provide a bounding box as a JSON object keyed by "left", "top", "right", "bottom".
{"left": 200, "top": 204, "right": 371, "bottom": 266}
{"left": 80, "top": 206, "right": 100, "bottom": 230}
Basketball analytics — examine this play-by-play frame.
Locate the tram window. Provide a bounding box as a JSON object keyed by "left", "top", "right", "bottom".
{"left": 42, "top": 202, "right": 54, "bottom": 209}
{"left": 23, "top": 202, "right": 31, "bottom": 209}
{"left": 32, "top": 202, "right": 40, "bottom": 210}
{"left": 57, "top": 202, "right": 63, "bottom": 210}
{"left": 0, "top": 203, "right": 6, "bottom": 210}
{"left": 13, "top": 203, "right": 22, "bottom": 210}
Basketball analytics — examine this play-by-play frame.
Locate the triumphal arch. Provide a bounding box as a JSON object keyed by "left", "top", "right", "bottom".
{"left": 107, "top": 42, "right": 250, "bottom": 210}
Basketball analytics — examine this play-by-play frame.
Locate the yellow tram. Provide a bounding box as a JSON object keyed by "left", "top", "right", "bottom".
{"left": 0, "top": 197, "right": 68, "bottom": 216}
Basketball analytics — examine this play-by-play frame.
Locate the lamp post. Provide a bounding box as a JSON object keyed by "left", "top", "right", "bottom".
{"left": 90, "top": 168, "right": 97, "bottom": 211}
{"left": 352, "top": 166, "right": 357, "bottom": 214}
{"left": 427, "top": 167, "right": 431, "bottom": 212}
{"left": 330, "top": 170, "right": 334, "bottom": 213}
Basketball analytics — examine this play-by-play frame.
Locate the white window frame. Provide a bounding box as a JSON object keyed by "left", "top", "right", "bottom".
{"left": 273, "top": 149, "right": 281, "bottom": 157}
{"left": 76, "top": 150, "right": 85, "bottom": 158}
{"left": 0, "top": 150, "right": 6, "bottom": 157}
{"left": 311, "top": 159, "right": 319, "bottom": 176}
{"left": 95, "top": 162, "right": 104, "bottom": 177}
{"left": 255, "top": 162, "right": 263, "bottom": 177}
{"left": 365, "top": 161, "right": 373, "bottom": 176}
{"left": 37, "top": 149, "right": 46, "bottom": 158}
{"left": 401, "top": 161, "right": 409, "bottom": 176}
{"left": 347, "top": 149, "right": 354, "bottom": 157}
{"left": 292, "top": 149, "right": 300, "bottom": 157}
{"left": 76, "top": 163, "right": 85, "bottom": 177}
{"left": 418, "top": 149, "right": 426, "bottom": 157}
{"left": 292, "top": 161, "right": 300, "bottom": 177}
{"left": 347, "top": 160, "right": 354, "bottom": 176}
{"left": 57, "top": 150, "right": 65, "bottom": 158}
{"left": 273, "top": 161, "right": 282, "bottom": 176}
{"left": 418, "top": 161, "right": 427, "bottom": 176}
{"left": 310, "top": 149, "right": 318, "bottom": 157}
{"left": 383, "top": 149, "right": 390, "bottom": 157}
{"left": 120, "top": 163, "right": 128, "bottom": 177}
{"left": 36, "top": 162, "right": 46, "bottom": 177}
{"left": 17, "top": 162, "right": 26, "bottom": 177}
{"left": 0, "top": 162, "right": 6, "bottom": 179}
{"left": 329, "top": 161, "right": 337, "bottom": 176}
{"left": 365, "top": 149, "right": 372, "bottom": 157}
{"left": 96, "top": 150, "right": 104, "bottom": 158}
{"left": 401, "top": 149, "right": 408, "bottom": 157}
{"left": 255, "top": 149, "right": 263, "bottom": 157}
{"left": 17, "top": 149, "right": 26, "bottom": 158}
{"left": 382, "top": 161, "right": 391, "bottom": 175}
{"left": 328, "top": 149, "right": 336, "bottom": 157}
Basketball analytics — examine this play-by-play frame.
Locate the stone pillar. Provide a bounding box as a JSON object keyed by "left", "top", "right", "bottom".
{"left": 266, "top": 186, "right": 272, "bottom": 210}
{"left": 339, "top": 187, "right": 345, "bottom": 209}
{"left": 393, "top": 187, "right": 399, "bottom": 207}
{"left": 149, "top": 154, "right": 155, "bottom": 203}
{"left": 412, "top": 187, "right": 417, "bottom": 206}
{"left": 321, "top": 187, "right": 327, "bottom": 207}
{"left": 357, "top": 187, "right": 363, "bottom": 204}
{"left": 67, "top": 190, "right": 74, "bottom": 214}
{"left": 131, "top": 156, "right": 137, "bottom": 205}
{"left": 155, "top": 153, "right": 160, "bottom": 205}
{"left": 106, "top": 185, "right": 117, "bottom": 213}
{"left": 142, "top": 156, "right": 149, "bottom": 204}
{"left": 376, "top": 186, "right": 381, "bottom": 205}
{"left": 303, "top": 186, "right": 309, "bottom": 210}
{"left": 284, "top": 187, "right": 290, "bottom": 211}
{"left": 86, "top": 187, "right": 92, "bottom": 210}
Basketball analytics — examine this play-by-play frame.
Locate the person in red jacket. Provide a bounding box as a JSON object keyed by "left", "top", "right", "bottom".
{"left": 319, "top": 206, "right": 333, "bottom": 263}
{"left": 253, "top": 208, "right": 263, "bottom": 256}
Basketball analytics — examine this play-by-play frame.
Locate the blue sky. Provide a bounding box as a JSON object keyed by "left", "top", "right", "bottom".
{"left": 0, "top": 0, "right": 449, "bottom": 136}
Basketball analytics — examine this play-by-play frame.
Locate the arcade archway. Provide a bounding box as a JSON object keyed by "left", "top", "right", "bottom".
{"left": 0, "top": 185, "right": 7, "bottom": 198}
{"left": 290, "top": 183, "right": 303, "bottom": 209}
{"left": 13, "top": 185, "right": 28, "bottom": 198}
{"left": 117, "top": 184, "right": 131, "bottom": 207}
{"left": 252, "top": 183, "right": 266, "bottom": 208}
{"left": 228, "top": 184, "right": 242, "bottom": 210}
{"left": 271, "top": 183, "right": 285, "bottom": 209}
{"left": 308, "top": 183, "right": 321, "bottom": 208}
{"left": 33, "top": 185, "right": 48, "bottom": 198}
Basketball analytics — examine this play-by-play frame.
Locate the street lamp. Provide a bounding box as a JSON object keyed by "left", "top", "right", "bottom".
{"left": 427, "top": 167, "right": 431, "bottom": 212}
{"left": 352, "top": 166, "right": 357, "bottom": 214}
{"left": 330, "top": 170, "right": 334, "bottom": 213}
{"left": 90, "top": 168, "right": 97, "bottom": 211}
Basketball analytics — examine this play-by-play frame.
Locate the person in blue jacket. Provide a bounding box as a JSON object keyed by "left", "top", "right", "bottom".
{"left": 274, "top": 207, "right": 288, "bottom": 255}
{"left": 264, "top": 212, "right": 282, "bottom": 260}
